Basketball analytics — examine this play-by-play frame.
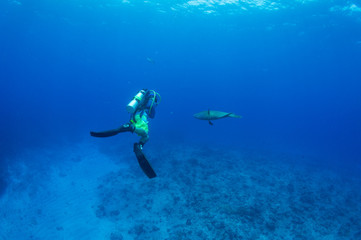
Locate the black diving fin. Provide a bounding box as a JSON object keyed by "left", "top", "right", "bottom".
{"left": 133, "top": 143, "right": 157, "bottom": 179}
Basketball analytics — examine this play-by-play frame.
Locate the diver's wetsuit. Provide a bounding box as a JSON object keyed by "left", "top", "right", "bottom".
{"left": 130, "top": 110, "right": 150, "bottom": 146}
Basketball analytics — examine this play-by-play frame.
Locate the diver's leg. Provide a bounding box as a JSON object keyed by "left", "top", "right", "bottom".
{"left": 90, "top": 123, "right": 135, "bottom": 137}
{"left": 134, "top": 128, "right": 149, "bottom": 148}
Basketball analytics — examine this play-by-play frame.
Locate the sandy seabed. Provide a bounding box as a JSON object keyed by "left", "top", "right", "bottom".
{"left": 1, "top": 142, "right": 360, "bottom": 240}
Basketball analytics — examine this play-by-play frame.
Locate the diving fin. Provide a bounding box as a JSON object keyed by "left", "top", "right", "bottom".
{"left": 90, "top": 129, "right": 121, "bottom": 137}
{"left": 133, "top": 143, "right": 157, "bottom": 179}
{"left": 90, "top": 124, "right": 134, "bottom": 137}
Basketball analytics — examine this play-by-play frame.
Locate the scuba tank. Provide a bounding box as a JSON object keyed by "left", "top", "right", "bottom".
{"left": 126, "top": 90, "right": 147, "bottom": 114}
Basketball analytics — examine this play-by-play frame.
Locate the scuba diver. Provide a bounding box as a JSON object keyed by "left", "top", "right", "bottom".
{"left": 90, "top": 89, "right": 161, "bottom": 178}
{"left": 90, "top": 89, "right": 161, "bottom": 149}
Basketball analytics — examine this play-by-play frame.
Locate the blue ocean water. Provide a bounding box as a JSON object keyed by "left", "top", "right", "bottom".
{"left": 1, "top": 0, "right": 361, "bottom": 239}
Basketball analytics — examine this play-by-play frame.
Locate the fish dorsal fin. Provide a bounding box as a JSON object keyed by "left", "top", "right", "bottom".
{"left": 208, "top": 110, "right": 213, "bottom": 125}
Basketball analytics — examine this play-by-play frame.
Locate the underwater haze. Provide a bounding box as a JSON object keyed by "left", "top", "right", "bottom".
{"left": 1, "top": 0, "right": 361, "bottom": 239}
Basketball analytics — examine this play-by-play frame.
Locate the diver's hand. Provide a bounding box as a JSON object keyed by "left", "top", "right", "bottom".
{"left": 90, "top": 131, "right": 96, "bottom": 137}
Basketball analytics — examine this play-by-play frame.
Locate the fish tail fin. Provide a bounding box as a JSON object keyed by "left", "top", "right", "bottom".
{"left": 229, "top": 113, "right": 242, "bottom": 118}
